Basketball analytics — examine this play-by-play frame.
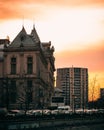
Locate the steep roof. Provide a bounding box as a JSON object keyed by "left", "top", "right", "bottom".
{"left": 8, "top": 26, "right": 40, "bottom": 48}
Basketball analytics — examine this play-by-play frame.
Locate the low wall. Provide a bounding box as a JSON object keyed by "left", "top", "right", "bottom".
{"left": 0, "top": 113, "right": 104, "bottom": 130}
{"left": 38, "top": 124, "right": 104, "bottom": 130}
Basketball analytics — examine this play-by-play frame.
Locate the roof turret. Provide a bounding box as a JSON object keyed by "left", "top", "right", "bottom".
{"left": 31, "top": 24, "right": 40, "bottom": 43}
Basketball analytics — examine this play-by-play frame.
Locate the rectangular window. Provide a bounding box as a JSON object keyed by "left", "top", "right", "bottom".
{"left": 10, "top": 80, "right": 16, "bottom": 103}
{"left": 27, "top": 57, "right": 33, "bottom": 74}
{"left": 11, "top": 57, "right": 16, "bottom": 74}
{"left": 52, "top": 97, "right": 64, "bottom": 103}
{"left": 11, "top": 80, "right": 16, "bottom": 91}
{"left": 27, "top": 92, "right": 32, "bottom": 103}
{"left": 10, "top": 92, "right": 16, "bottom": 103}
{"left": 27, "top": 80, "right": 32, "bottom": 90}
{"left": 27, "top": 80, "right": 32, "bottom": 102}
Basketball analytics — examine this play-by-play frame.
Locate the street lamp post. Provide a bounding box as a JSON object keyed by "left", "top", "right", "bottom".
{"left": 65, "top": 75, "right": 67, "bottom": 105}
{"left": 72, "top": 94, "right": 75, "bottom": 113}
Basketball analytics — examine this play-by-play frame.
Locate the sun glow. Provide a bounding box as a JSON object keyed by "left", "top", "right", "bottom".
{"left": 0, "top": 3, "right": 104, "bottom": 100}
{"left": 36, "top": 7, "right": 104, "bottom": 51}
{"left": 0, "top": 7, "right": 104, "bottom": 52}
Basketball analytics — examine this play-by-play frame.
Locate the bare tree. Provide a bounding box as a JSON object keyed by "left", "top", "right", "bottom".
{"left": 89, "top": 75, "right": 100, "bottom": 108}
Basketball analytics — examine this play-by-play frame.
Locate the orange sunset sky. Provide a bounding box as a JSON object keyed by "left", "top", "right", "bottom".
{"left": 0, "top": 0, "right": 104, "bottom": 101}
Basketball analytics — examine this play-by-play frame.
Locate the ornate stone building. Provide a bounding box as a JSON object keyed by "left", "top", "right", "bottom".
{"left": 0, "top": 25, "right": 55, "bottom": 109}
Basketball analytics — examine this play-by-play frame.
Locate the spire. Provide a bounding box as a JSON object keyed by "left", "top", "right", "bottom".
{"left": 31, "top": 23, "right": 40, "bottom": 43}
{"left": 21, "top": 25, "right": 26, "bottom": 32}
{"left": 33, "top": 22, "right": 35, "bottom": 29}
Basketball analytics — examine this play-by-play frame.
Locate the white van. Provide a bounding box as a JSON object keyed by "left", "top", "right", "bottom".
{"left": 58, "top": 106, "right": 72, "bottom": 114}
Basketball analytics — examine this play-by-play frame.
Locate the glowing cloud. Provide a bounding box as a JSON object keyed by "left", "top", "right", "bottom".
{"left": 0, "top": 0, "right": 104, "bottom": 100}
{"left": 0, "top": 0, "right": 104, "bottom": 20}
{"left": 55, "top": 43, "right": 104, "bottom": 71}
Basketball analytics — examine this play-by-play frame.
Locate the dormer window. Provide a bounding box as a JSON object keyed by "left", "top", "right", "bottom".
{"left": 20, "top": 35, "right": 26, "bottom": 42}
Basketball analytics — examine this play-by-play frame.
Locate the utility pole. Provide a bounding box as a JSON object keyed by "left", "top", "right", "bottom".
{"left": 65, "top": 74, "right": 67, "bottom": 105}
{"left": 71, "top": 66, "right": 75, "bottom": 113}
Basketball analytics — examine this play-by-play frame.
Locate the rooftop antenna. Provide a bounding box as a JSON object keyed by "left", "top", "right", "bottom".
{"left": 33, "top": 18, "right": 35, "bottom": 29}
{"left": 22, "top": 15, "right": 24, "bottom": 28}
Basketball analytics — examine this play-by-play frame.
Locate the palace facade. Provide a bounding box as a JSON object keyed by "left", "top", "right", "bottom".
{"left": 0, "top": 25, "right": 55, "bottom": 109}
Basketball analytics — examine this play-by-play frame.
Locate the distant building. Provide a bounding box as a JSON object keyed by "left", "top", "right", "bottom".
{"left": 51, "top": 87, "right": 65, "bottom": 107}
{"left": 54, "top": 87, "right": 63, "bottom": 97}
{"left": 56, "top": 67, "right": 88, "bottom": 110}
{"left": 0, "top": 25, "right": 55, "bottom": 109}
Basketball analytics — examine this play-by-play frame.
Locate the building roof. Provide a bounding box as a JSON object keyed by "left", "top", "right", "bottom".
{"left": 55, "top": 87, "right": 63, "bottom": 92}
{"left": 8, "top": 26, "right": 41, "bottom": 48}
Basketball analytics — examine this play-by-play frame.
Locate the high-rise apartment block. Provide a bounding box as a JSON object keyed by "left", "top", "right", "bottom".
{"left": 56, "top": 67, "right": 88, "bottom": 109}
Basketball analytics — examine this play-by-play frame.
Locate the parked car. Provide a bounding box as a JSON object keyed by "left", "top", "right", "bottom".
{"left": 7, "top": 110, "right": 25, "bottom": 117}
{"left": 27, "top": 109, "right": 42, "bottom": 116}
{"left": 26, "top": 110, "right": 33, "bottom": 116}
{"left": 58, "top": 106, "right": 72, "bottom": 114}
{"left": 42, "top": 109, "right": 51, "bottom": 115}
{"left": 75, "top": 109, "right": 84, "bottom": 114}
{"left": 98, "top": 109, "right": 104, "bottom": 113}
{"left": 51, "top": 109, "right": 59, "bottom": 115}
